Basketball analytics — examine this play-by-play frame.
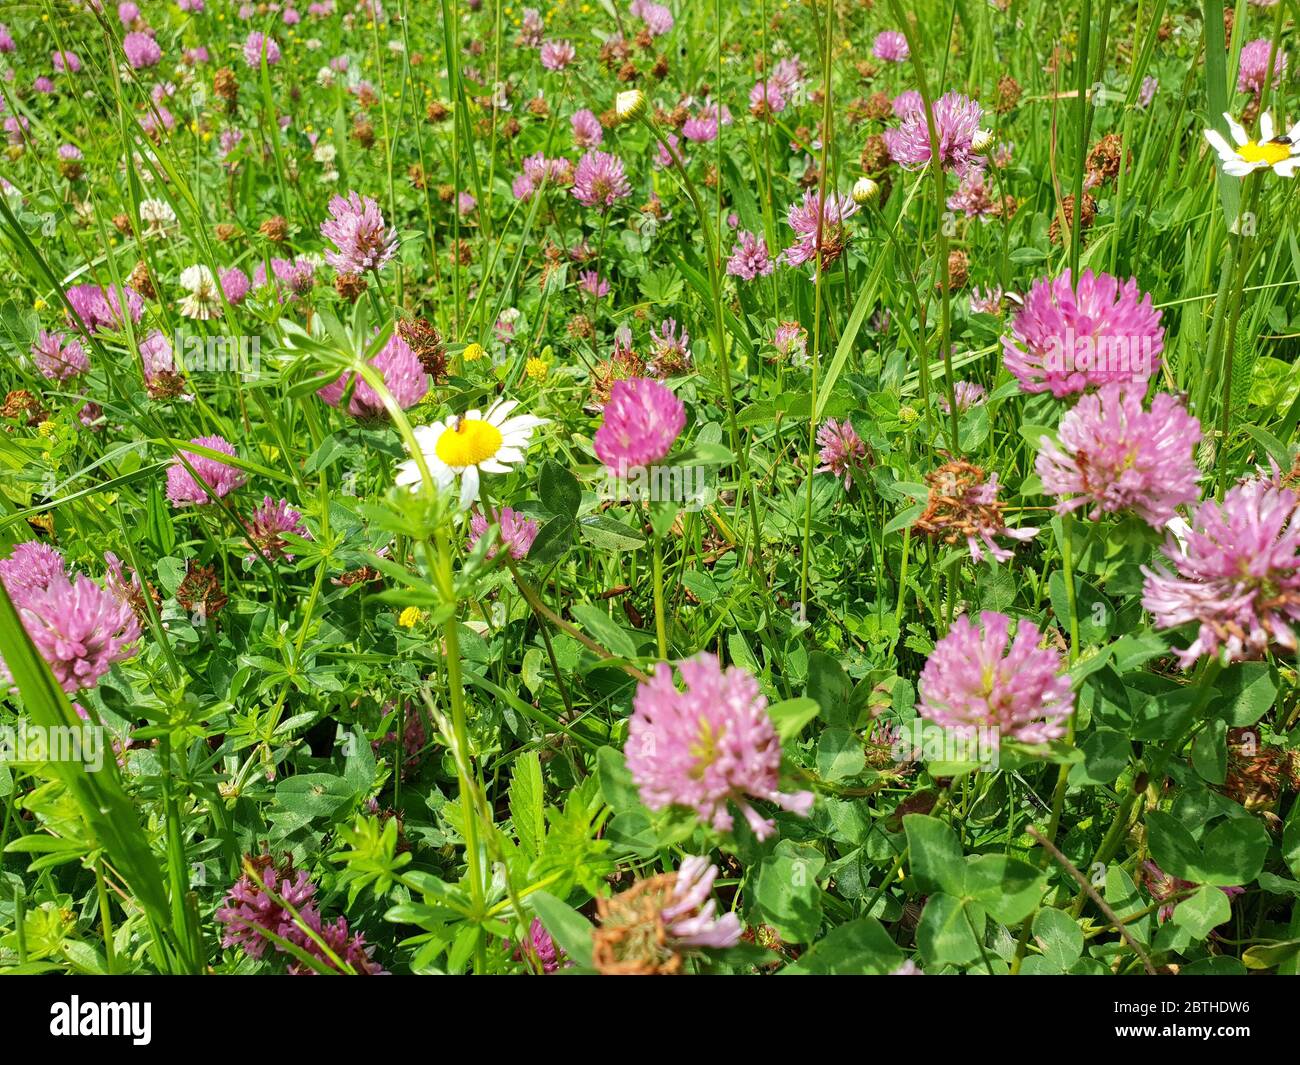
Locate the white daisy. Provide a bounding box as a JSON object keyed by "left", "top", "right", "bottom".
{"left": 396, "top": 398, "right": 547, "bottom": 508}
{"left": 1204, "top": 111, "right": 1300, "bottom": 178}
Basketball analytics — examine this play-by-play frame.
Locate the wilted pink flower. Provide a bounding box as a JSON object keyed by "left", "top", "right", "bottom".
{"left": 1142, "top": 478, "right": 1300, "bottom": 666}
{"left": 769, "top": 57, "right": 803, "bottom": 99}
{"left": 772, "top": 321, "right": 808, "bottom": 364}
{"left": 918, "top": 611, "right": 1072, "bottom": 743}
{"left": 884, "top": 91, "right": 983, "bottom": 174}
{"left": 780, "top": 189, "right": 859, "bottom": 269}
{"left": 221, "top": 266, "right": 250, "bottom": 304}
{"left": 815, "top": 418, "right": 868, "bottom": 489}
{"left": 626, "top": 653, "right": 814, "bottom": 841}
{"left": 647, "top": 318, "right": 691, "bottom": 375}
{"left": 31, "top": 331, "right": 88, "bottom": 380}
{"left": 539, "top": 39, "right": 575, "bottom": 71}
{"left": 594, "top": 377, "right": 685, "bottom": 472}
{"left": 468, "top": 507, "right": 539, "bottom": 559}
{"left": 245, "top": 497, "right": 309, "bottom": 562}
{"left": 578, "top": 270, "right": 609, "bottom": 297}
{"left": 947, "top": 169, "right": 998, "bottom": 219}
{"left": 1237, "top": 38, "right": 1287, "bottom": 94}
{"left": 317, "top": 331, "right": 428, "bottom": 417}
{"left": 122, "top": 32, "right": 161, "bottom": 69}
{"left": 872, "top": 30, "right": 910, "bottom": 62}
{"left": 570, "top": 108, "right": 603, "bottom": 148}
{"left": 243, "top": 32, "right": 281, "bottom": 67}
{"left": 166, "top": 434, "right": 247, "bottom": 506}
{"left": 572, "top": 150, "right": 631, "bottom": 210}
{"left": 969, "top": 286, "right": 1004, "bottom": 314}
{"left": 254, "top": 257, "right": 317, "bottom": 300}
{"left": 320, "top": 191, "right": 397, "bottom": 276}
{"left": 938, "top": 380, "right": 986, "bottom": 414}
{"left": 1002, "top": 270, "right": 1163, "bottom": 397}
{"left": 519, "top": 7, "right": 544, "bottom": 47}
{"left": 139, "top": 329, "right": 178, "bottom": 381}
{"left": 726, "top": 230, "right": 774, "bottom": 280}
{"left": 1036, "top": 386, "right": 1201, "bottom": 527}
{"left": 1, "top": 544, "right": 141, "bottom": 694}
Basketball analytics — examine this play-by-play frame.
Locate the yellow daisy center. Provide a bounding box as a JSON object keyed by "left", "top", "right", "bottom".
{"left": 1237, "top": 140, "right": 1291, "bottom": 166}
{"left": 434, "top": 418, "right": 503, "bottom": 467}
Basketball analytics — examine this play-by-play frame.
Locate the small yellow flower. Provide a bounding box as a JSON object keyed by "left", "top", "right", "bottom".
{"left": 525, "top": 357, "right": 548, "bottom": 381}
{"left": 34, "top": 297, "right": 47, "bottom": 311}
{"left": 398, "top": 606, "right": 422, "bottom": 628}
{"left": 463, "top": 342, "right": 486, "bottom": 363}
{"left": 37, "top": 420, "right": 57, "bottom": 438}
{"left": 899, "top": 406, "right": 919, "bottom": 425}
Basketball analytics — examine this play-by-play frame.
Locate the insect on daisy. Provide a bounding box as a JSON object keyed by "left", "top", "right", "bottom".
{"left": 1204, "top": 112, "right": 1300, "bottom": 179}
{"left": 396, "top": 399, "right": 547, "bottom": 508}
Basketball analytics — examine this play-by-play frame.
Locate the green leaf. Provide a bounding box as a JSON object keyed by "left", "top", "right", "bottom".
{"left": 509, "top": 751, "right": 546, "bottom": 862}
{"left": 916, "top": 893, "right": 984, "bottom": 967}
{"left": 904, "top": 815, "right": 965, "bottom": 896}
{"left": 753, "top": 841, "right": 826, "bottom": 944}
{"left": 538, "top": 459, "right": 580, "bottom": 520}
{"left": 596, "top": 746, "right": 641, "bottom": 813}
{"left": 964, "top": 854, "right": 1047, "bottom": 925}
{"left": 569, "top": 603, "right": 640, "bottom": 659}
{"left": 1212, "top": 662, "right": 1277, "bottom": 726}
{"left": 1173, "top": 884, "right": 1232, "bottom": 939}
{"left": 781, "top": 917, "right": 904, "bottom": 975}
{"left": 766, "top": 696, "right": 821, "bottom": 741}
{"left": 1069, "top": 728, "right": 1130, "bottom": 786}
{"left": 816, "top": 728, "right": 865, "bottom": 782}
{"left": 1032, "top": 907, "right": 1084, "bottom": 969}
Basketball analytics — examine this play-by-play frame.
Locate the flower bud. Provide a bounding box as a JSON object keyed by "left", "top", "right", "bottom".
{"left": 852, "top": 176, "right": 880, "bottom": 204}
{"left": 971, "top": 127, "right": 994, "bottom": 152}
{"left": 615, "top": 89, "right": 646, "bottom": 123}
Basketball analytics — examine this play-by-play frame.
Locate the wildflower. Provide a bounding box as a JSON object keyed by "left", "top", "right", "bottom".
{"left": 646, "top": 318, "right": 692, "bottom": 376}
{"left": 625, "top": 653, "right": 814, "bottom": 840}
{"left": 0, "top": 543, "right": 141, "bottom": 695}
{"left": 397, "top": 606, "right": 421, "bottom": 628}
{"left": 749, "top": 79, "right": 787, "bottom": 118}
{"left": 221, "top": 266, "right": 250, "bottom": 304}
{"left": 320, "top": 191, "right": 397, "bottom": 276}
{"left": 884, "top": 91, "right": 984, "bottom": 174}
{"left": 395, "top": 398, "right": 547, "bottom": 508}
{"left": 317, "top": 332, "right": 428, "bottom": 418}
{"left": 65, "top": 283, "right": 144, "bottom": 332}
{"left": 594, "top": 377, "right": 685, "bottom": 472}
{"left": 947, "top": 169, "right": 999, "bottom": 220}
{"left": 243, "top": 32, "right": 281, "bottom": 67}
{"left": 510, "top": 918, "right": 564, "bottom": 973}
{"left": 780, "top": 189, "right": 859, "bottom": 269}
{"left": 1002, "top": 269, "right": 1163, "bottom": 397}
{"left": 937, "top": 380, "right": 986, "bottom": 414}
{"left": 772, "top": 321, "right": 808, "bottom": 365}
{"left": 177, "top": 264, "right": 222, "bottom": 320}
{"left": 468, "top": 506, "right": 539, "bottom": 560}
{"left": 872, "top": 30, "right": 910, "bottom": 63}
{"left": 176, "top": 561, "right": 228, "bottom": 621}
{"left": 630, "top": 0, "right": 674, "bottom": 37}
{"left": 592, "top": 856, "right": 741, "bottom": 975}
{"left": 519, "top": 7, "right": 545, "bottom": 47}
{"left": 726, "top": 230, "right": 774, "bottom": 280}
{"left": 1036, "top": 386, "right": 1201, "bottom": 527}
{"left": 969, "top": 286, "right": 1004, "bottom": 314}
{"left": 571, "top": 108, "right": 603, "bottom": 148}
{"left": 815, "top": 418, "right": 869, "bottom": 489}
{"left": 572, "top": 149, "right": 632, "bottom": 210}
{"left": 578, "top": 270, "right": 610, "bottom": 297}
{"left": 914, "top": 459, "right": 1037, "bottom": 564}
{"left": 1237, "top": 38, "right": 1286, "bottom": 95}
{"left": 245, "top": 496, "right": 309, "bottom": 562}
{"left": 1138, "top": 76, "right": 1157, "bottom": 109}
{"left": 166, "top": 434, "right": 246, "bottom": 506}
{"left": 1142, "top": 478, "right": 1300, "bottom": 666}
{"left": 122, "top": 32, "right": 162, "bottom": 69}
{"left": 539, "top": 39, "right": 575, "bottom": 71}
{"left": 216, "top": 855, "right": 385, "bottom": 975}
{"left": 1204, "top": 112, "right": 1299, "bottom": 178}
{"left": 139, "top": 197, "right": 176, "bottom": 238}
{"left": 463, "top": 342, "right": 486, "bottom": 363}
{"left": 31, "top": 331, "right": 88, "bottom": 380}
{"left": 918, "top": 611, "right": 1072, "bottom": 743}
